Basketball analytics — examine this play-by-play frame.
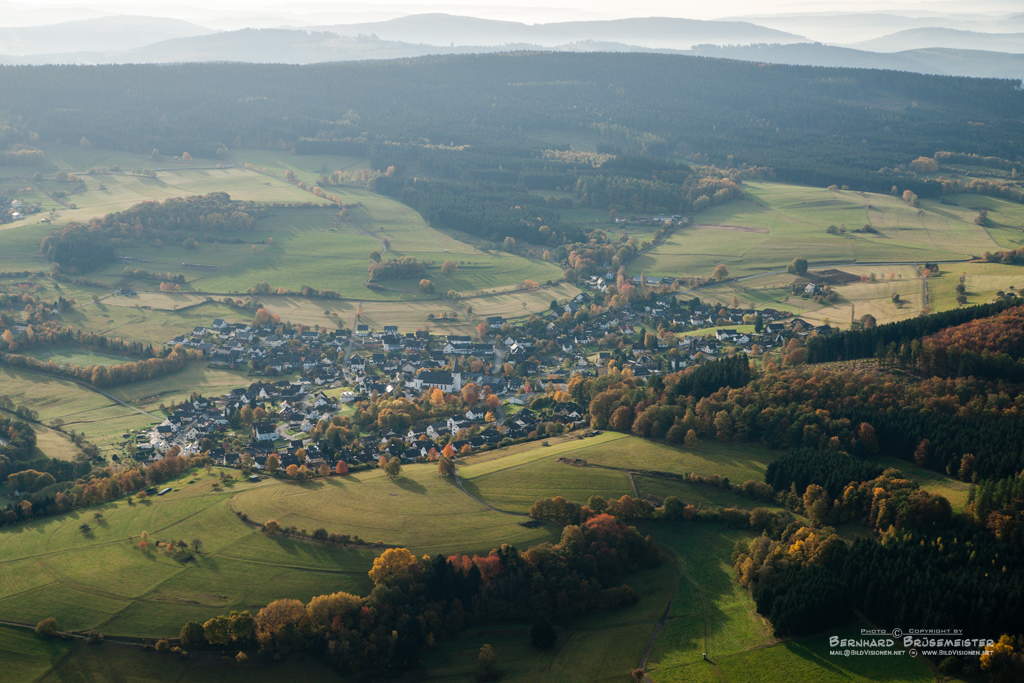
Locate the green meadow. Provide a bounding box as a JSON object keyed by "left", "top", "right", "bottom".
{"left": 33, "top": 643, "right": 342, "bottom": 683}
{"left": 0, "top": 625, "right": 74, "bottom": 683}
{"left": 0, "top": 468, "right": 378, "bottom": 638}
{"left": 24, "top": 347, "right": 138, "bottom": 367}
{"left": 636, "top": 182, "right": 1022, "bottom": 279}
{"left": 640, "top": 524, "right": 939, "bottom": 683}
{"left": 0, "top": 147, "right": 561, "bottom": 306}
{"left": 230, "top": 463, "right": 561, "bottom": 557}
{"left": 457, "top": 432, "right": 782, "bottom": 514}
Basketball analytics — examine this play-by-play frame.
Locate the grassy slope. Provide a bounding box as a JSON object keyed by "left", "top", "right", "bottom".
{"left": 0, "top": 623, "right": 340, "bottom": 683}
{"left": 641, "top": 523, "right": 938, "bottom": 683}
{"left": 229, "top": 463, "right": 561, "bottom": 556}
{"left": 421, "top": 549, "right": 677, "bottom": 683}
{"left": 0, "top": 147, "right": 562, "bottom": 303}
{"left": 637, "top": 182, "right": 1016, "bottom": 280}
{"left": 0, "top": 468, "right": 377, "bottom": 638}
{"left": 458, "top": 433, "right": 780, "bottom": 513}
{"left": 0, "top": 626, "right": 74, "bottom": 683}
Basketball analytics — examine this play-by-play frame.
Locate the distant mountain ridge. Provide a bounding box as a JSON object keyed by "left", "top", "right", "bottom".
{"left": 319, "top": 14, "right": 807, "bottom": 49}
{"left": 0, "top": 15, "right": 215, "bottom": 55}
{"left": 852, "top": 28, "right": 1024, "bottom": 54}
{"left": 0, "top": 13, "right": 1022, "bottom": 82}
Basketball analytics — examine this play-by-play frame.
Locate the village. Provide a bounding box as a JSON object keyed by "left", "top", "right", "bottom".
{"left": 131, "top": 287, "right": 831, "bottom": 476}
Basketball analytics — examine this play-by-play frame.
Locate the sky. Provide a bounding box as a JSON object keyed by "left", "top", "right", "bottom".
{"left": 2, "top": 0, "right": 1021, "bottom": 28}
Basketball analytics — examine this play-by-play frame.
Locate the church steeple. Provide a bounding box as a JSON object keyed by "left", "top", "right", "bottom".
{"left": 452, "top": 356, "right": 462, "bottom": 392}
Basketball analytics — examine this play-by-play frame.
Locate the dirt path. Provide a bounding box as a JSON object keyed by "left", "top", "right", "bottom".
{"left": 640, "top": 599, "right": 673, "bottom": 671}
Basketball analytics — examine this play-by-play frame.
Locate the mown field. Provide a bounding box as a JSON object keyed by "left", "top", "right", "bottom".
{"left": 0, "top": 407, "right": 81, "bottom": 462}
{"left": 690, "top": 260, "right": 1024, "bottom": 328}
{"left": 636, "top": 181, "right": 1023, "bottom": 280}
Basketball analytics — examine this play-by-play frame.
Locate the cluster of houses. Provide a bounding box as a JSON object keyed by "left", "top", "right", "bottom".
{"left": 132, "top": 283, "right": 840, "bottom": 472}
{"left": 136, "top": 380, "right": 339, "bottom": 459}
{"left": 129, "top": 369, "right": 587, "bottom": 473}
{"left": 167, "top": 319, "right": 351, "bottom": 380}
{"left": 1, "top": 198, "right": 39, "bottom": 224}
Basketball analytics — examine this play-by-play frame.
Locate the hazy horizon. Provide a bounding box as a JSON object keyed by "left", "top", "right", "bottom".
{"left": 1, "top": 0, "right": 1021, "bottom": 30}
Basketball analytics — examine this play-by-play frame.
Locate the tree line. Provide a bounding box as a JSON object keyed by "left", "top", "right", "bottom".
{"left": 40, "top": 193, "right": 269, "bottom": 274}
{"left": 805, "top": 298, "right": 1023, "bottom": 364}
{"left": 180, "top": 514, "right": 660, "bottom": 675}
{"left": 1, "top": 452, "right": 204, "bottom": 527}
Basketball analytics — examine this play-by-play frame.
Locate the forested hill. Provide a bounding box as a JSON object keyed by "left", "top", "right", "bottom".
{"left": 0, "top": 53, "right": 1021, "bottom": 191}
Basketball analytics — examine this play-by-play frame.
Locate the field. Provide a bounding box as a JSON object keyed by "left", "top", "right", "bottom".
{"left": 636, "top": 182, "right": 1024, "bottom": 280}
{"left": 876, "top": 457, "right": 973, "bottom": 512}
{"left": 0, "top": 622, "right": 342, "bottom": 683}
{"left": 458, "top": 433, "right": 782, "bottom": 514}
{"left": 0, "top": 147, "right": 564, "bottom": 308}
{"left": 0, "top": 363, "right": 255, "bottom": 454}
{"left": 713, "top": 626, "right": 936, "bottom": 683}
{"left": 229, "top": 463, "right": 561, "bottom": 556}
{"left": 24, "top": 346, "right": 139, "bottom": 367}
{"left": 0, "top": 429, "right": 967, "bottom": 682}
{"left": 639, "top": 524, "right": 939, "bottom": 683}
{"left": 691, "top": 259, "right": 1024, "bottom": 328}
{"left": 0, "top": 625, "right": 73, "bottom": 683}
{"left": 0, "top": 459, "right": 566, "bottom": 638}
{"left": 462, "top": 282, "right": 583, "bottom": 321}
{"left": 35, "top": 644, "right": 342, "bottom": 683}
{"left": 0, "top": 468, "right": 380, "bottom": 638}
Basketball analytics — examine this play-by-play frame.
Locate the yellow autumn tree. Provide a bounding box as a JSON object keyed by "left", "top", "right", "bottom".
{"left": 368, "top": 547, "right": 419, "bottom": 586}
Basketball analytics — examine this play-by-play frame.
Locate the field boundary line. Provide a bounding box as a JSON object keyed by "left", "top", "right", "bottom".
{"left": 461, "top": 433, "right": 627, "bottom": 481}
{"left": 0, "top": 362, "right": 162, "bottom": 420}
{"left": 451, "top": 472, "right": 528, "bottom": 517}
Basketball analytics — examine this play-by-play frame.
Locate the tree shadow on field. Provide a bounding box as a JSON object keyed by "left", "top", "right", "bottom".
{"left": 785, "top": 639, "right": 857, "bottom": 678}
{"left": 196, "top": 554, "right": 220, "bottom": 571}
{"left": 293, "top": 479, "right": 325, "bottom": 490}
{"left": 636, "top": 523, "right": 777, "bottom": 672}
{"left": 393, "top": 477, "right": 426, "bottom": 495}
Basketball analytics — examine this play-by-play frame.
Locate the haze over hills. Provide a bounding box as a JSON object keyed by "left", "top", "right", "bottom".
{"left": 0, "top": 15, "right": 215, "bottom": 54}
{"left": 731, "top": 10, "right": 1024, "bottom": 44}
{"left": 0, "top": 11, "right": 1023, "bottom": 81}
{"left": 689, "top": 43, "right": 1024, "bottom": 81}
{"left": 852, "top": 28, "right": 1024, "bottom": 53}
{"left": 320, "top": 14, "right": 807, "bottom": 49}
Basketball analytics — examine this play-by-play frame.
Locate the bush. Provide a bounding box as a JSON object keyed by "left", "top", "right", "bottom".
{"left": 35, "top": 617, "right": 59, "bottom": 638}
{"left": 155, "top": 639, "right": 169, "bottom": 652}
{"left": 179, "top": 620, "right": 205, "bottom": 648}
